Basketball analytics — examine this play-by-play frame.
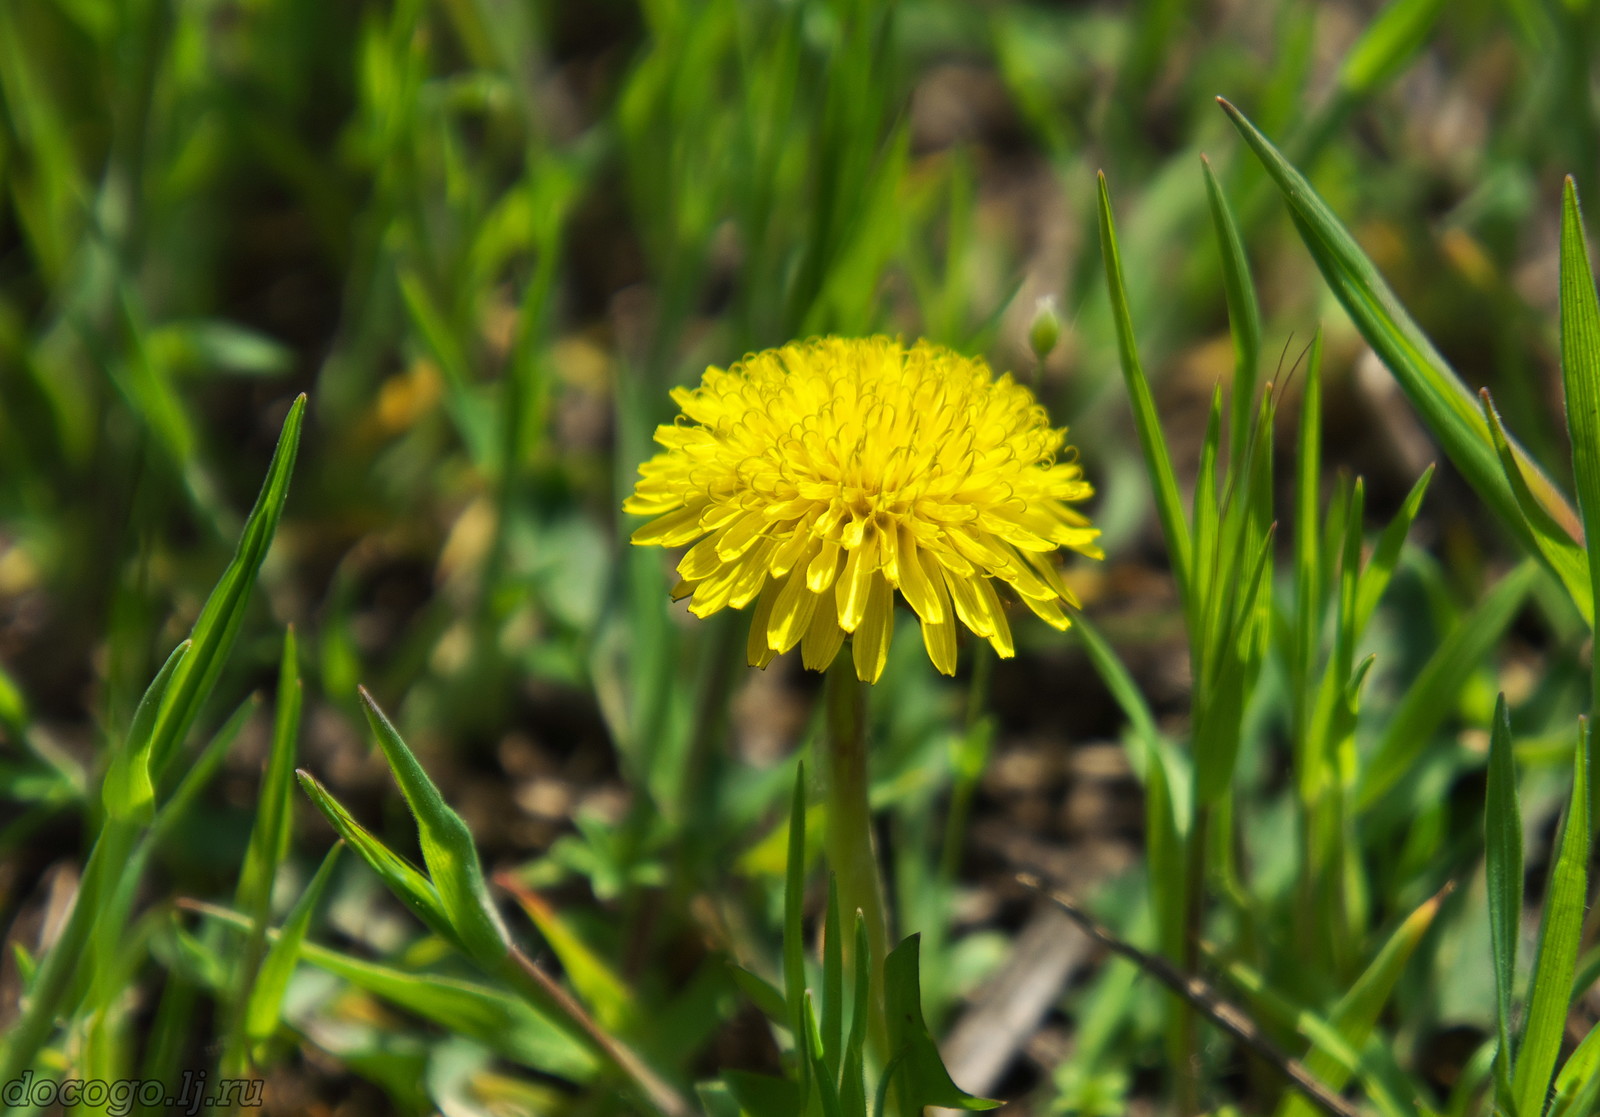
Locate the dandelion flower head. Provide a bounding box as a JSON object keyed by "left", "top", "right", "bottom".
{"left": 624, "top": 336, "right": 1101, "bottom": 683}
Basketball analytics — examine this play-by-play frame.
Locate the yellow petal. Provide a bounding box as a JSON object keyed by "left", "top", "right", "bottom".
{"left": 852, "top": 575, "right": 894, "bottom": 683}
{"left": 747, "top": 581, "right": 780, "bottom": 668}
{"left": 836, "top": 530, "right": 880, "bottom": 632}
{"left": 807, "top": 537, "right": 843, "bottom": 593}
{"left": 975, "top": 578, "right": 1014, "bottom": 657}
{"left": 892, "top": 526, "right": 943, "bottom": 624}
{"left": 801, "top": 584, "right": 847, "bottom": 671}
{"left": 767, "top": 567, "right": 819, "bottom": 654}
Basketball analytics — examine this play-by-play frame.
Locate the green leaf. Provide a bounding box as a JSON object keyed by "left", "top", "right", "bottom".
{"left": 1219, "top": 102, "right": 1582, "bottom": 583}
{"left": 1097, "top": 171, "right": 1193, "bottom": 611}
{"left": 1559, "top": 178, "right": 1600, "bottom": 705}
{"left": 1335, "top": 0, "right": 1450, "bottom": 98}
{"left": 1485, "top": 694, "right": 1523, "bottom": 1109}
{"left": 1549, "top": 1016, "right": 1600, "bottom": 1117}
{"left": 358, "top": 687, "right": 511, "bottom": 967}
{"left": 295, "top": 769, "right": 455, "bottom": 943}
{"left": 1480, "top": 391, "right": 1593, "bottom": 624}
{"left": 102, "top": 640, "right": 190, "bottom": 824}
{"left": 783, "top": 761, "right": 808, "bottom": 1056}
{"left": 1275, "top": 886, "right": 1445, "bottom": 1117}
{"left": 189, "top": 900, "right": 597, "bottom": 1081}
{"left": 244, "top": 841, "right": 342, "bottom": 1048}
{"left": 1354, "top": 465, "right": 1435, "bottom": 635}
{"left": 149, "top": 394, "right": 305, "bottom": 777}
{"left": 1357, "top": 560, "right": 1540, "bottom": 809}
{"left": 881, "top": 935, "right": 998, "bottom": 1112}
{"left": 1201, "top": 155, "right": 1262, "bottom": 468}
{"left": 504, "top": 881, "right": 636, "bottom": 1032}
{"left": 1513, "top": 718, "right": 1591, "bottom": 1117}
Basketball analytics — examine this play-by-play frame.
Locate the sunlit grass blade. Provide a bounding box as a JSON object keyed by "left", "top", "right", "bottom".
{"left": 102, "top": 640, "right": 189, "bottom": 823}
{"left": 225, "top": 627, "right": 304, "bottom": 1074}
{"left": 1218, "top": 101, "right": 1581, "bottom": 569}
{"left": 243, "top": 841, "right": 342, "bottom": 1051}
{"left": 1275, "top": 885, "right": 1447, "bottom": 1117}
{"left": 783, "top": 761, "right": 809, "bottom": 1064}
{"left": 149, "top": 393, "right": 306, "bottom": 778}
{"left": 1484, "top": 694, "right": 1523, "bottom": 1109}
{"left": 188, "top": 899, "right": 598, "bottom": 1081}
{"left": 358, "top": 686, "right": 511, "bottom": 966}
{"left": 295, "top": 769, "right": 455, "bottom": 941}
{"left": 1201, "top": 155, "right": 1262, "bottom": 468}
{"left": 1357, "top": 560, "right": 1539, "bottom": 809}
{"left": 1558, "top": 177, "right": 1600, "bottom": 706}
{"left": 1098, "top": 171, "right": 1193, "bottom": 610}
{"left": 499, "top": 875, "right": 636, "bottom": 1033}
{"left": 1480, "top": 390, "right": 1593, "bottom": 624}
{"left": 1512, "top": 717, "right": 1591, "bottom": 1117}
{"left": 1549, "top": 1017, "right": 1600, "bottom": 1117}
{"left": 1334, "top": 0, "right": 1449, "bottom": 99}
{"left": 1353, "top": 465, "right": 1435, "bottom": 634}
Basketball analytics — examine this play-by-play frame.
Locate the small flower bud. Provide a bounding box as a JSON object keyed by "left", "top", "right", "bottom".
{"left": 1029, "top": 296, "right": 1062, "bottom": 361}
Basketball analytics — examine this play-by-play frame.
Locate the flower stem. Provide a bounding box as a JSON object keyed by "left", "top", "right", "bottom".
{"left": 821, "top": 657, "right": 890, "bottom": 1054}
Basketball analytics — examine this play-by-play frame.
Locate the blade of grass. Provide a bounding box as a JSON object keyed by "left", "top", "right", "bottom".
{"left": 1512, "top": 717, "right": 1591, "bottom": 1117}
{"left": 1357, "top": 560, "right": 1540, "bottom": 809}
{"left": 1201, "top": 154, "right": 1262, "bottom": 469}
{"left": 149, "top": 393, "right": 305, "bottom": 778}
{"left": 1558, "top": 178, "right": 1600, "bottom": 712}
{"left": 243, "top": 841, "right": 342, "bottom": 1051}
{"left": 1098, "top": 171, "right": 1193, "bottom": 612}
{"left": 1485, "top": 694, "right": 1523, "bottom": 1109}
{"left": 1218, "top": 101, "right": 1581, "bottom": 573}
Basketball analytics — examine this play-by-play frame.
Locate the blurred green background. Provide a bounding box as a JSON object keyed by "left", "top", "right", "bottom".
{"left": 3, "top": 0, "right": 1600, "bottom": 1113}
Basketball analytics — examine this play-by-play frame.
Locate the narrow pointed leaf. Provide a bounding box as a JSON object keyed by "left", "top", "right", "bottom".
{"left": 1485, "top": 694, "right": 1523, "bottom": 1108}
{"left": 1219, "top": 102, "right": 1581, "bottom": 576}
{"left": 1201, "top": 155, "right": 1262, "bottom": 467}
{"left": 359, "top": 687, "right": 511, "bottom": 965}
{"left": 1358, "top": 561, "right": 1539, "bottom": 808}
{"left": 1481, "top": 390, "right": 1593, "bottom": 624}
{"left": 1512, "top": 718, "right": 1590, "bottom": 1117}
{"left": 1559, "top": 178, "right": 1600, "bottom": 709}
{"left": 244, "top": 841, "right": 342, "bottom": 1045}
{"left": 882, "top": 935, "right": 999, "bottom": 1111}
{"left": 1098, "top": 171, "right": 1193, "bottom": 606}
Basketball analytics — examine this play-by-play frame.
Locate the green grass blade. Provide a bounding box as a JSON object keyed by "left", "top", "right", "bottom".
{"left": 1334, "top": 0, "right": 1450, "bottom": 99}
{"left": 1354, "top": 465, "right": 1435, "bottom": 635}
{"left": 1480, "top": 390, "right": 1593, "bottom": 624}
{"left": 1549, "top": 1016, "right": 1600, "bottom": 1117}
{"left": 1357, "top": 560, "right": 1540, "bottom": 809}
{"left": 1218, "top": 101, "right": 1581, "bottom": 570}
{"left": 149, "top": 394, "right": 305, "bottom": 777}
{"left": 1292, "top": 333, "right": 1324, "bottom": 747}
{"left": 190, "top": 900, "right": 598, "bottom": 1081}
{"left": 823, "top": 874, "right": 843, "bottom": 1066}
{"left": 1276, "top": 886, "right": 1446, "bottom": 1117}
{"left": 1558, "top": 178, "right": 1600, "bottom": 705}
{"left": 882, "top": 935, "right": 998, "bottom": 1111}
{"left": 1071, "top": 613, "right": 1166, "bottom": 783}
{"left": 243, "top": 841, "right": 342, "bottom": 1049}
{"left": 1098, "top": 171, "right": 1193, "bottom": 609}
{"left": 295, "top": 768, "right": 456, "bottom": 943}
{"left": 1201, "top": 155, "right": 1262, "bottom": 468}
{"left": 782, "top": 762, "right": 809, "bottom": 1077}
{"left": 1512, "top": 717, "right": 1591, "bottom": 1117}
{"left": 358, "top": 687, "right": 511, "bottom": 966}
{"left": 1485, "top": 694, "right": 1523, "bottom": 1110}
{"left": 102, "top": 640, "right": 190, "bottom": 824}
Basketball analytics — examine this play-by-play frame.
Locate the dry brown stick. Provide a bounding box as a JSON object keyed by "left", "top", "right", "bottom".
{"left": 1015, "top": 873, "right": 1361, "bottom": 1117}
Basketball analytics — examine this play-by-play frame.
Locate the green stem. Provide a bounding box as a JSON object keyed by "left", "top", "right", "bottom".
{"left": 820, "top": 658, "right": 890, "bottom": 1057}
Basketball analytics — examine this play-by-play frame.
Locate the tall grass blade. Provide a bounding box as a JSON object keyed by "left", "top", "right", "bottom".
{"left": 1512, "top": 718, "right": 1591, "bottom": 1117}
{"left": 243, "top": 841, "right": 342, "bottom": 1050}
{"left": 1485, "top": 694, "right": 1523, "bottom": 1109}
{"left": 1201, "top": 155, "right": 1262, "bottom": 468}
{"left": 1218, "top": 102, "right": 1581, "bottom": 572}
{"left": 1357, "top": 560, "right": 1539, "bottom": 808}
{"left": 1558, "top": 178, "right": 1600, "bottom": 703}
{"left": 1098, "top": 171, "right": 1194, "bottom": 609}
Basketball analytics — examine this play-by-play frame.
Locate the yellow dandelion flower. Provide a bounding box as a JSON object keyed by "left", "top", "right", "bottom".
{"left": 623, "top": 336, "right": 1102, "bottom": 683}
